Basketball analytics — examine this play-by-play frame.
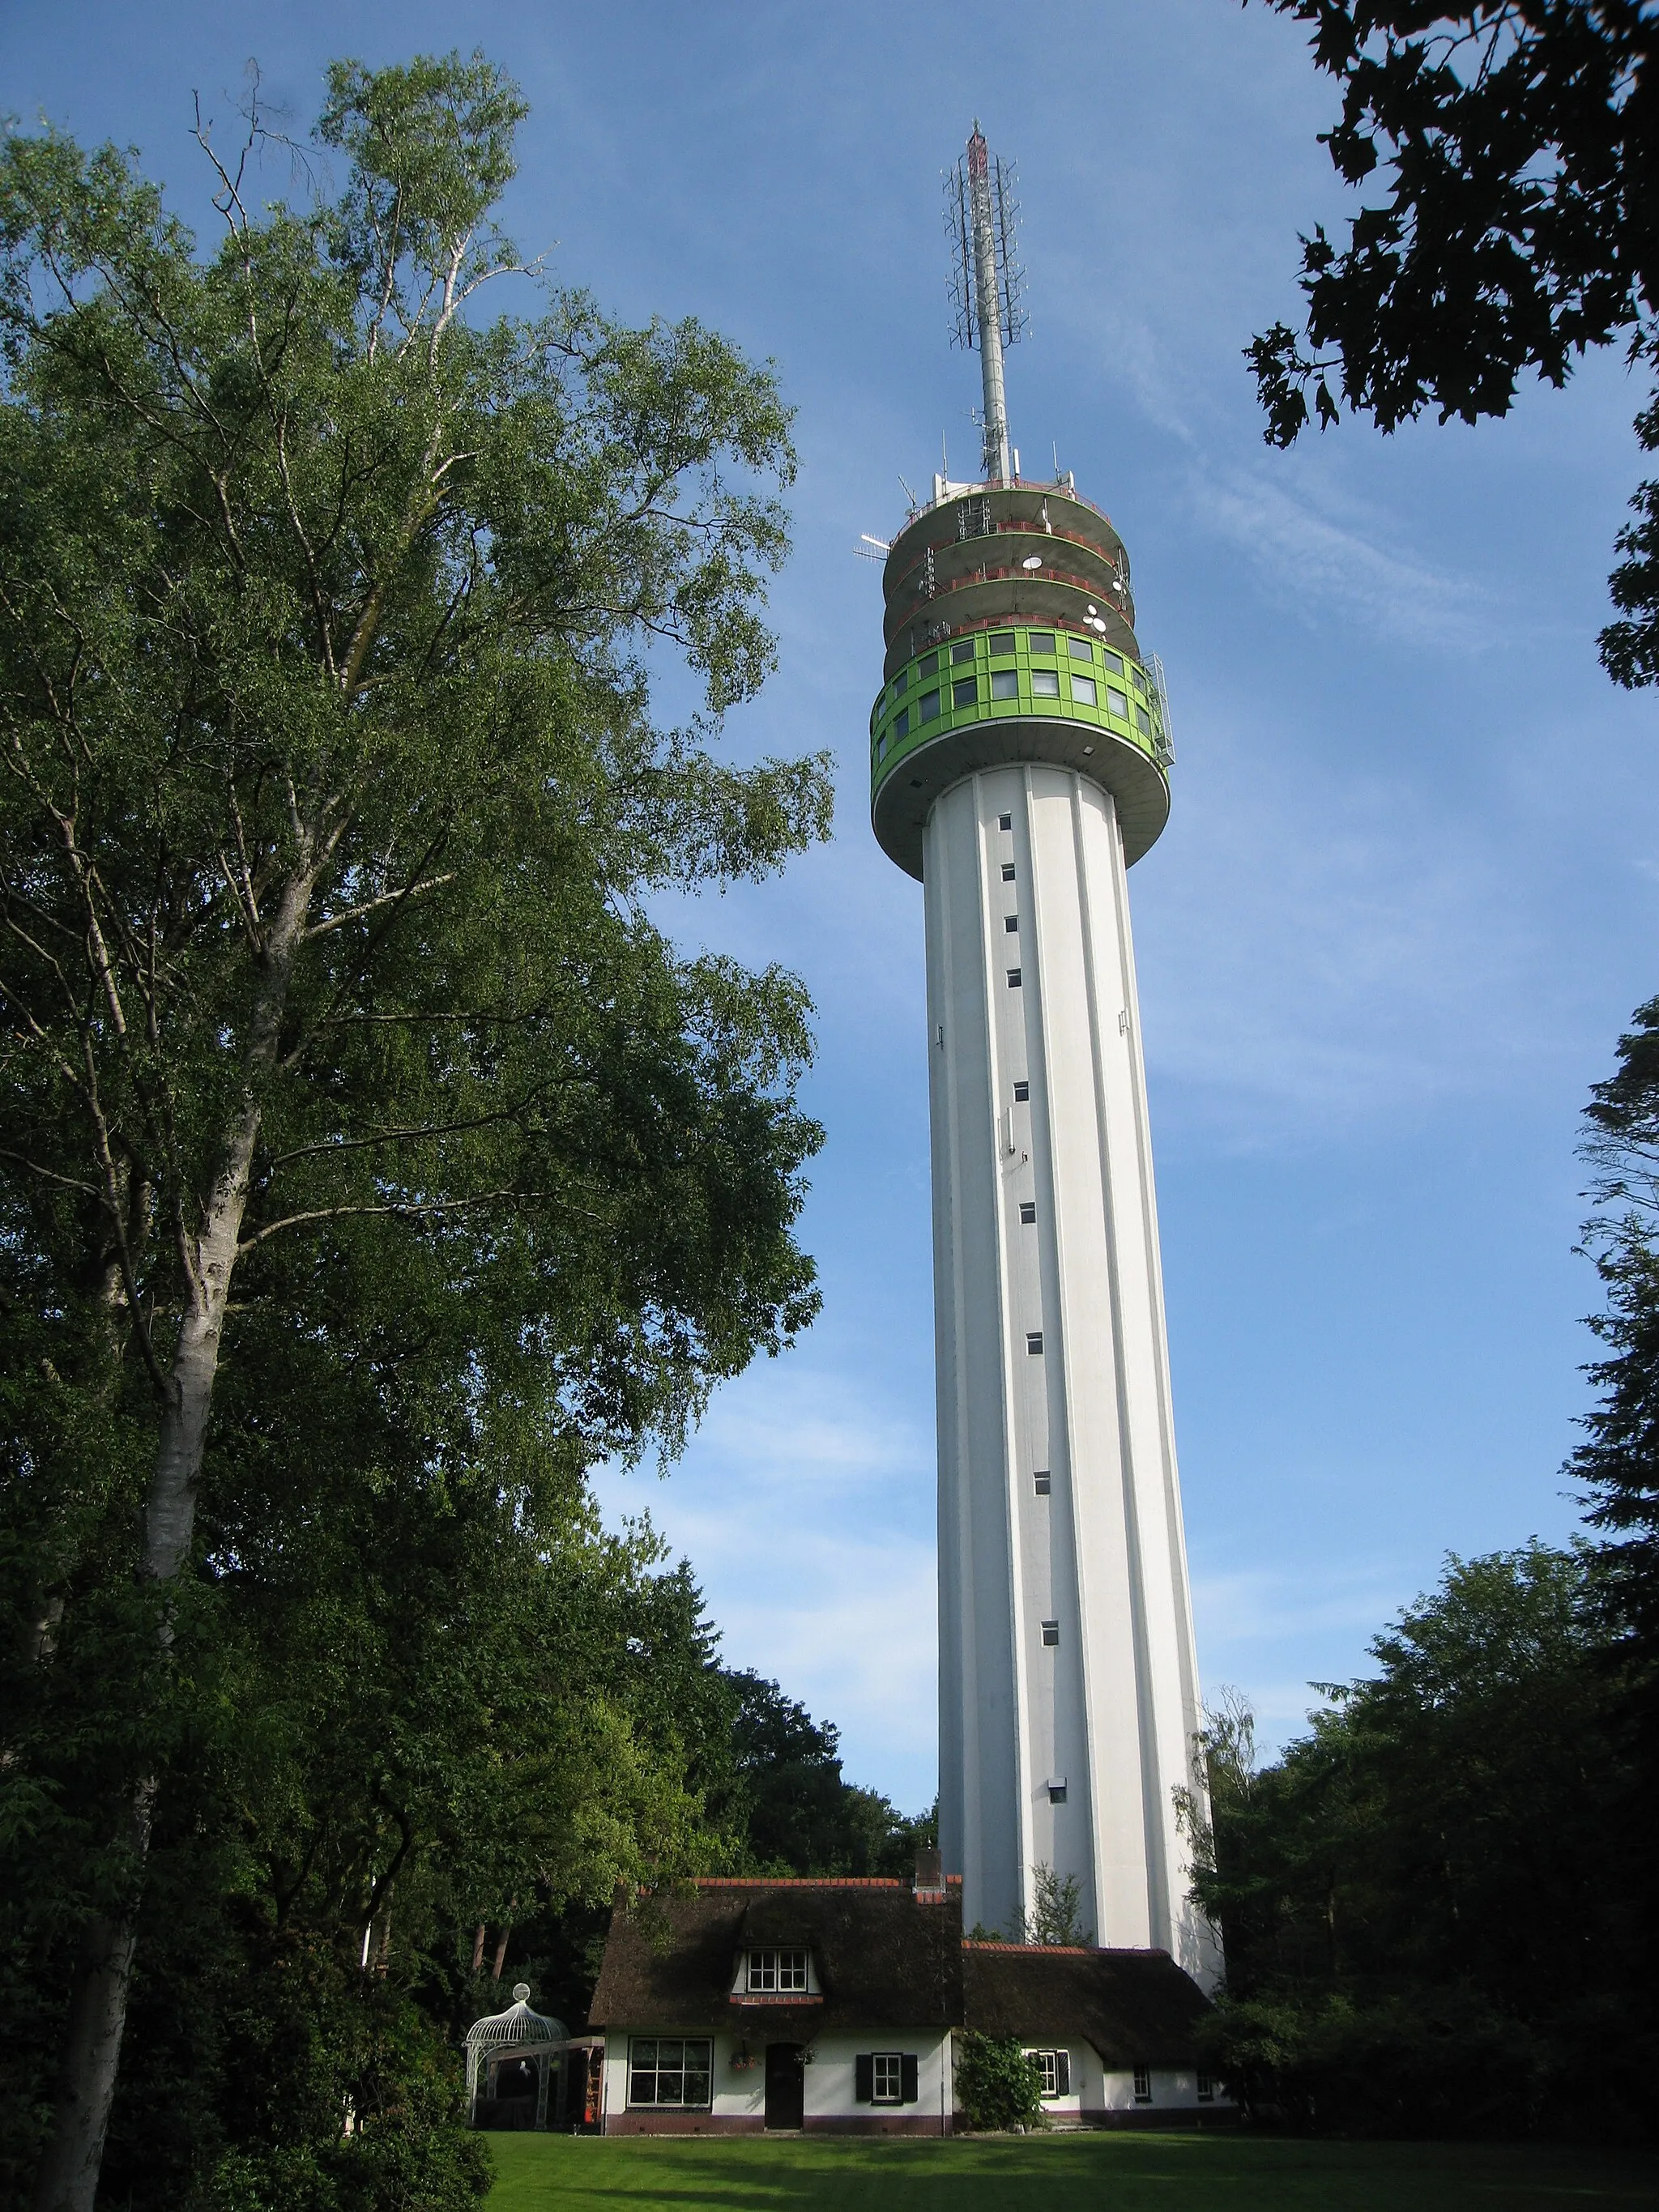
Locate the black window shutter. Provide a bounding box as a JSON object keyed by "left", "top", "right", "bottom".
{"left": 900, "top": 2054, "right": 919, "bottom": 2104}
{"left": 854, "top": 2054, "right": 873, "bottom": 2103}
{"left": 1055, "top": 2049, "right": 1071, "bottom": 2096}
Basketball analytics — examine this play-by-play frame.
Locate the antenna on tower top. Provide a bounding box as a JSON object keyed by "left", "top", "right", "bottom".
{"left": 945, "top": 121, "right": 1027, "bottom": 483}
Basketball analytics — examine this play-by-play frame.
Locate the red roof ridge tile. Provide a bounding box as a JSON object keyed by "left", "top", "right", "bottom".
{"left": 961, "top": 1940, "right": 1097, "bottom": 1955}
{"left": 960, "top": 1940, "right": 1175, "bottom": 1958}
{"left": 689, "top": 1876, "right": 909, "bottom": 1890}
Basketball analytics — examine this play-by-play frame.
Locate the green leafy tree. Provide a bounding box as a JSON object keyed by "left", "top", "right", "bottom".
{"left": 1189, "top": 1544, "right": 1648, "bottom": 2135}
{"left": 1026, "top": 1865, "right": 1092, "bottom": 1947}
{"left": 0, "top": 51, "right": 830, "bottom": 2212}
{"left": 950, "top": 2033, "right": 1045, "bottom": 2133}
{"left": 1250, "top": 2, "right": 1659, "bottom": 680}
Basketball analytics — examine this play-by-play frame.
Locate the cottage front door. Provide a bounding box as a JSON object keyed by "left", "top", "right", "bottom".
{"left": 763, "top": 2042, "right": 804, "bottom": 2129}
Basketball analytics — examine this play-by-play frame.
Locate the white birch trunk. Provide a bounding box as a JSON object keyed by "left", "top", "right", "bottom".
{"left": 31, "top": 863, "right": 314, "bottom": 2212}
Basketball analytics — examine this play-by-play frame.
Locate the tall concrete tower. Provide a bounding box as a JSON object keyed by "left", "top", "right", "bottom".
{"left": 869, "top": 126, "right": 1218, "bottom": 1985}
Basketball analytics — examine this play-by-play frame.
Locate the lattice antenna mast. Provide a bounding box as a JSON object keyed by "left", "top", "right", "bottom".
{"left": 945, "top": 121, "right": 1028, "bottom": 483}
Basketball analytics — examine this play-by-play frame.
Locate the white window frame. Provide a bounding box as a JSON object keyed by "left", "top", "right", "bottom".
{"left": 1026, "top": 2048, "right": 1068, "bottom": 2099}
{"left": 1132, "top": 2064, "right": 1153, "bottom": 2103}
{"left": 745, "top": 1947, "right": 808, "bottom": 1994}
{"left": 627, "top": 2037, "right": 713, "bottom": 2109}
{"left": 871, "top": 2051, "right": 904, "bottom": 2105}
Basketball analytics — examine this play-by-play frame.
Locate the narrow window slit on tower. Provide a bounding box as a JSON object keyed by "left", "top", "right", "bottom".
{"left": 1047, "top": 1779, "right": 1067, "bottom": 1805}
{"left": 1004, "top": 914, "right": 1018, "bottom": 933}
{"left": 1020, "top": 1202, "right": 1036, "bottom": 1225}
{"left": 998, "top": 813, "right": 1012, "bottom": 829}
{"left": 1034, "top": 1470, "right": 1051, "bottom": 1494}
{"left": 1007, "top": 969, "right": 1021, "bottom": 988}
{"left": 1013, "top": 1081, "right": 1029, "bottom": 1101}
{"left": 1001, "top": 863, "right": 1015, "bottom": 880}
{"left": 1026, "top": 1332, "right": 1043, "bottom": 1354}
{"left": 1041, "top": 1620, "right": 1060, "bottom": 1646}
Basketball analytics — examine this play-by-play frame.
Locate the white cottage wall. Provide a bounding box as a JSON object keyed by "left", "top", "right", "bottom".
{"left": 599, "top": 2030, "right": 955, "bottom": 2132}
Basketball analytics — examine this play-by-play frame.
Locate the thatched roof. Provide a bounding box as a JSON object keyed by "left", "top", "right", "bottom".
{"left": 589, "top": 1879, "right": 963, "bottom": 2037}
{"left": 588, "top": 1878, "right": 1209, "bottom": 2061}
{"left": 962, "top": 1941, "right": 1209, "bottom": 2063}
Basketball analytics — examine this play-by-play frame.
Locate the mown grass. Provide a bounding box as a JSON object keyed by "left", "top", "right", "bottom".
{"left": 484, "top": 2128, "right": 1658, "bottom": 2212}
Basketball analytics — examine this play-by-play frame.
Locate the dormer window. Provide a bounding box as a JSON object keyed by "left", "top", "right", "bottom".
{"left": 745, "top": 1948, "right": 808, "bottom": 1993}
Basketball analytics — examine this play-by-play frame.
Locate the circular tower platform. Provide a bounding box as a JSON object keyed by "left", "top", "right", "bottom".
{"left": 869, "top": 480, "right": 1172, "bottom": 880}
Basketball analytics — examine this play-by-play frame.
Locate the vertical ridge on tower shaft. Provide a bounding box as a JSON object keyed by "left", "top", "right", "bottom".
{"left": 945, "top": 123, "right": 1026, "bottom": 483}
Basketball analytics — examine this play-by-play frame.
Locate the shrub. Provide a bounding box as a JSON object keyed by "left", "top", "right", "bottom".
{"left": 952, "top": 2033, "right": 1044, "bottom": 2133}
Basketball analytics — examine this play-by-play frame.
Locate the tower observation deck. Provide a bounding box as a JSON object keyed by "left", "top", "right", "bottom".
{"left": 870, "top": 127, "right": 1218, "bottom": 1984}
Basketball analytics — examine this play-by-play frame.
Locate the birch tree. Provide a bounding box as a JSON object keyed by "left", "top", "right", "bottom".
{"left": 0, "top": 53, "right": 829, "bottom": 2211}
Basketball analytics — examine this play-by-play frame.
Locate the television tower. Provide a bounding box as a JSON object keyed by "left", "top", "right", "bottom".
{"left": 869, "top": 125, "right": 1218, "bottom": 1983}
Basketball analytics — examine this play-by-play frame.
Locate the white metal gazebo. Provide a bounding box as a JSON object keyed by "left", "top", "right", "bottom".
{"left": 465, "top": 1984, "right": 568, "bottom": 2130}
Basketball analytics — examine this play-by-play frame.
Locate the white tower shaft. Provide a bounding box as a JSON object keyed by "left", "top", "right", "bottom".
{"left": 925, "top": 761, "right": 1217, "bottom": 1983}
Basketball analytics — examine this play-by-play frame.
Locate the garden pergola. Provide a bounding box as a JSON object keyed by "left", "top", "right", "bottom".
{"left": 466, "top": 1984, "right": 568, "bottom": 2130}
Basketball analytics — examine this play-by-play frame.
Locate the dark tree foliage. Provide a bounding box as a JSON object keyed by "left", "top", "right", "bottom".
{"left": 1251, "top": 3, "right": 1659, "bottom": 681}
{"left": 707, "top": 1670, "right": 936, "bottom": 1879}
{"left": 1575, "top": 993, "right": 1659, "bottom": 1630}
{"left": 1567, "top": 994, "right": 1659, "bottom": 1937}
{"left": 1190, "top": 1545, "right": 1650, "bottom": 2137}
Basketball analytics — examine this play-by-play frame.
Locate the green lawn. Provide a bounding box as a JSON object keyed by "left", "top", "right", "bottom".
{"left": 484, "top": 2130, "right": 1658, "bottom": 2212}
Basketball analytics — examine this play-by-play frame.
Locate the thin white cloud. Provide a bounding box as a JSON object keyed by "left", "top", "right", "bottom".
{"left": 594, "top": 1366, "right": 939, "bottom": 1807}
{"left": 1192, "top": 1562, "right": 1407, "bottom": 1647}
{"left": 1131, "top": 715, "right": 1589, "bottom": 1143}
{"left": 1197, "top": 462, "right": 1497, "bottom": 651}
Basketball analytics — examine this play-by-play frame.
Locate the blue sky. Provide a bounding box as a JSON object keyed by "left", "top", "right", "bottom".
{"left": 10, "top": 1, "right": 1657, "bottom": 1812}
